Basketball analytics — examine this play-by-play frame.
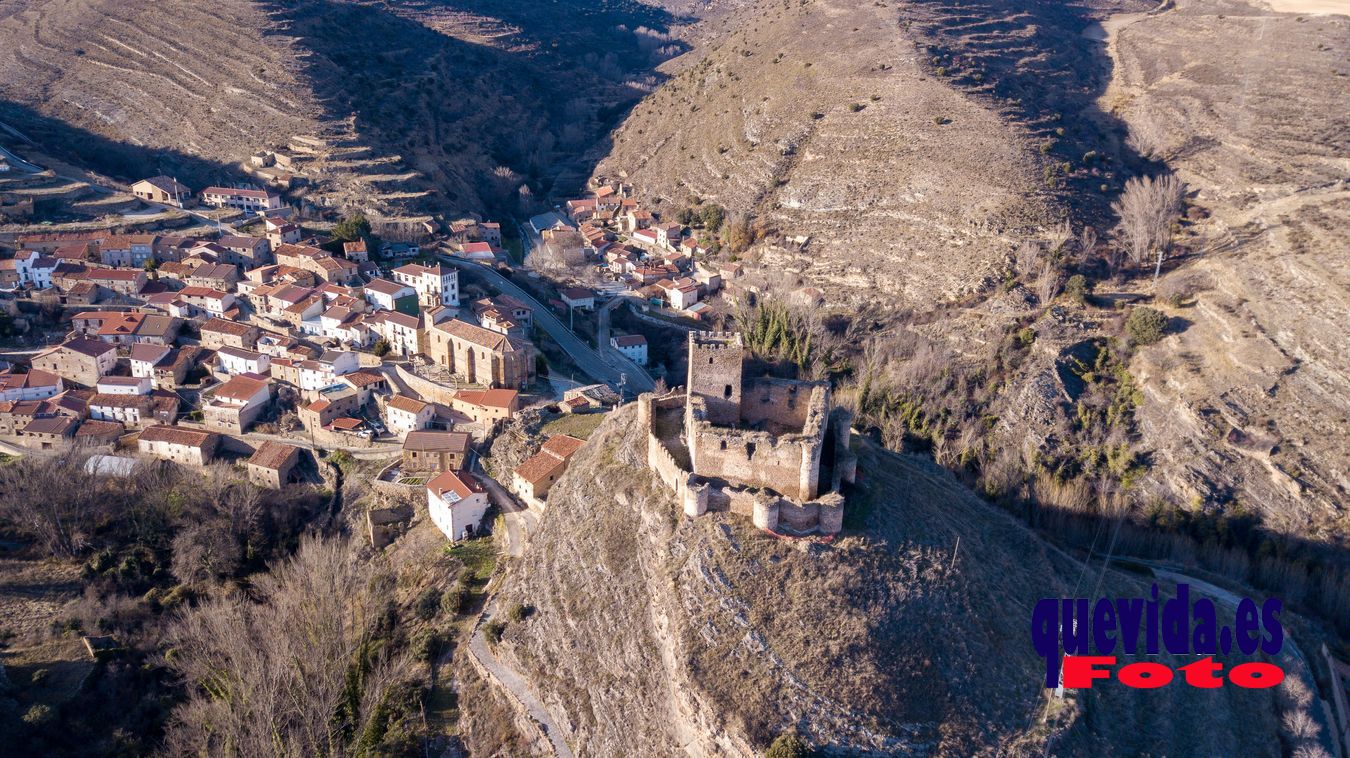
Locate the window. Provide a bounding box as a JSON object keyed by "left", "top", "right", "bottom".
{"left": 723, "top": 384, "right": 732, "bottom": 399}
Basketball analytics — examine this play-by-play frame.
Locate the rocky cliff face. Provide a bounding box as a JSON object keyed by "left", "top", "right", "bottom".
{"left": 488, "top": 407, "right": 1284, "bottom": 755}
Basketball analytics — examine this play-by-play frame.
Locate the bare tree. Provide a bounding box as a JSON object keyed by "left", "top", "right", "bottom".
{"left": 162, "top": 535, "right": 413, "bottom": 756}
{"left": 1078, "top": 225, "right": 1098, "bottom": 263}
{"left": 0, "top": 452, "right": 100, "bottom": 557}
{"left": 1111, "top": 174, "right": 1185, "bottom": 279}
{"left": 1045, "top": 220, "right": 1073, "bottom": 255}
{"left": 1014, "top": 240, "right": 1044, "bottom": 281}
{"left": 1037, "top": 260, "right": 1063, "bottom": 305}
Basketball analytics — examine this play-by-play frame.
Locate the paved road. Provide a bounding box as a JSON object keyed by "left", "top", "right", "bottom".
{"left": 469, "top": 603, "right": 574, "bottom": 757}
{"left": 0, "top": 143, "right": 41, "bottom": 173}
{"left": 438, "top": 255, "right": 654, "bottom": 395}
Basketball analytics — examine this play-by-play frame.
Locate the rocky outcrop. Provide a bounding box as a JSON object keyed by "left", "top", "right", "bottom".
{"left": 487, "top": 406, "right": 1286, "bottom": 755}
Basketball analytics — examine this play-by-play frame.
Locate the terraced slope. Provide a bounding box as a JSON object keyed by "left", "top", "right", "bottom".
{"left": 600, "top": 0, "right": 1158, "bottom": 309}
{"left": 0, "top": 0, "right": 684, "bottom": 219}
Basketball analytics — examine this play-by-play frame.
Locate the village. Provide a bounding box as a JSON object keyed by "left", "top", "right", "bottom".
{"left": 0, "top": 169, "right": 795, "bottom": 550}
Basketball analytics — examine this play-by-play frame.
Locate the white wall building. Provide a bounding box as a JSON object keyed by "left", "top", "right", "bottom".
{"left": 426, "top": 470, "right": 489, "bottom": 541}
{"left": 392, "top": 263, "right": 459, "bottom": 307}
{"left": 216, "top": 346, "right": 271, "bottom": 376}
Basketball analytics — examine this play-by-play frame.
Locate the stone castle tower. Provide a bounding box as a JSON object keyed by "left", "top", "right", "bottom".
{"left": 687, "top": 332, "right": 743, "bottom": 426}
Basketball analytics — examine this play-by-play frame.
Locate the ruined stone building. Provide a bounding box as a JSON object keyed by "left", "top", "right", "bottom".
{"left": 639, "top": 332, "right": 856, "bottom": 535}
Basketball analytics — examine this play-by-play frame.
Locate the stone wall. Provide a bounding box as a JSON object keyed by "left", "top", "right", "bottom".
{"left": 638, "top": 389, "right": 840, "bottom": 535}
{"left": 685, "top": 387, "right": 828, "bottom": 503}
{"left": 390, "top": 363, "right": 459, "bottom": 406}
{"left": 740, "top": 378, "right": 820, "bottom": 431}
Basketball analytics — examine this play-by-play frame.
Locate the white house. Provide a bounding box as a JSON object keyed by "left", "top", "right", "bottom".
{"left": 296, "top": 351, "right": 358, "bottom": 391}
{"left": 368, "top": 311, "right": 423, "bottom": 359}
{"left": 426, "top": 470, "right": 489, "bottom": 541}
{"left": 216, "top": 346, "right": 271, "bottom": 376}
{"left": 392, "top": 263, "right": 459, "bottom": 307}
{"left": 363, "top": 278, "right": 414, "bottom": 311}
{"left": 560, "top": 287, "right": 596, "bottom": 310}
{"left": 384, "top": 394, "right": 433, "bottom": 437}
{"left": 201, "top": 186, "right": 283, "bottom": 213}
{"left": 0, "top": 369, "right": 62, "bottom": 402}
{"left": 0, "top": 250, "right": 56, "bottom": 290}
{"left": 129, "top": 344, "right": 172, "bottom": 380}
{"left": 610, "top": 334, "right": 648, "bottom": 366}
{"left": 95, "top": 375, "right": 152, "bottom": 396}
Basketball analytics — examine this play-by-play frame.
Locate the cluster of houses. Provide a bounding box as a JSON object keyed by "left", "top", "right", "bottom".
{"left": 0, "top": 202, "right": 558, "bottom": 543}
{"left": 543, "top": 176, "right": 744, "bottom": 319}
{"left": 0, "top": 160, "right": 688, "bottom": 552}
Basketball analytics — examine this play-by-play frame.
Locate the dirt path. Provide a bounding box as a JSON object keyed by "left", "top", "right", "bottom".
{"left": 467, "top": 602, "right": 574, "bottom": 757}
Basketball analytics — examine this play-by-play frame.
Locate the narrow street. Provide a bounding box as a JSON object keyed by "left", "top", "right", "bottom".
{"left": 438, "top": 253, "right": 654, "bottom": 394}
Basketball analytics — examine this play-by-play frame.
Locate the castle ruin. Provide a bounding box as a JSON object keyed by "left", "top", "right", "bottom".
{"left": 638, "top": 332, "right": 856, "bottom": 535}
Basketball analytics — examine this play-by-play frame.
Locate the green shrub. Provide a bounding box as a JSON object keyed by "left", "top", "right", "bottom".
{"left": 765, "top": 732, "right": 810, "bottom": 758}
{"left": 441, "top": 586, "right": 467, "bottom": 616}
{"left": 507, "top": 602, "right": 532, "bottom": 622}
{"left": 414, "top": 588, "right": 441, "bottom": 621}
{"left": 483, "top": 620, "right": 506, "bottom": 645}
{"left": 1065, "top": 274, "right": 1090, "bottom": 304}
{"left": 1017, "top": 327, "right": 1036, "bottom": 348}
{"left": 849, "top": 102, "right": 865, "bottom": 112}
{"left": 372, "top": 339, "right": 392, "bottom": 357}
{"left": 1125, "top": 306, "right": 1168, "bottom": 345}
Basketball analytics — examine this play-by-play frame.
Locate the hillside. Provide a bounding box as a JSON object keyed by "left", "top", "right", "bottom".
{"left": 0, "top": 0, "right": 683, "bottom": 221}
{"left": 1104, "top": 0, "right": 1350, "bottom": 539}
{"left": 599, "top": 0, "right": 1160, "bottom": 309}
{"left": 602, "top": 0, "right": 1348, "bottom": 552}
{"left": 488, "top": 407, "right": 1287, "bottom": 755}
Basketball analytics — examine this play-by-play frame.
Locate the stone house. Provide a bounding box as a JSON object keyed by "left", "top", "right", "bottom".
{"left": 215, "top": 235, "right": 272, "bottom": 268}
{"left": 402, "top": 430, "right": 470, "bottom": 472}
{"left": 18, "top": 416, "right": 78, "bottom": 449}
{"left": 74, "top": 419, "right": 124, "bottom": 449}
{"left": 203, "top": 375, "right": 270, "bottom": 433}
{"left": 131, "top": 177, "right": 190, "bottom": 207}
{"left": 199, "top": 318, "right": 260, "bottom": 350}
{"left": 86, "top": 268, "right": 147, "bottom": 297}
{"left": 137, "top": 425, "right": 219, "bottom": 466}
{"left": 245, "top": 441, "right": 302, "bottom": 488}
{"left": 31, "top": 339, "right": 118, "bottom": 387}
{"left": 298, "top": 385, "right": 361, "bottom": 430}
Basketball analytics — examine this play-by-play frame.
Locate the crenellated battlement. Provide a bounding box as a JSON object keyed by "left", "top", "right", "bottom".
{"left": 636, "top": 333, "right": 854, "bottom": 536}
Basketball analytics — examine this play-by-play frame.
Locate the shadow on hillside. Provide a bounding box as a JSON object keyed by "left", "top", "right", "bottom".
{"left": 0, "top": 101, "right": 247, "bottom": 189}
{"left": 256, "top": 0, "right": 691, "bottom": 213}
{"left": 904, "top": 0, "right": 1165, "bottom": 226}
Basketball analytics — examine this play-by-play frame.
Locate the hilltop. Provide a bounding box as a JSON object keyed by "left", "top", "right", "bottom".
{"left": 487, "top": 406, "right": 1287, "bottom": 755}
